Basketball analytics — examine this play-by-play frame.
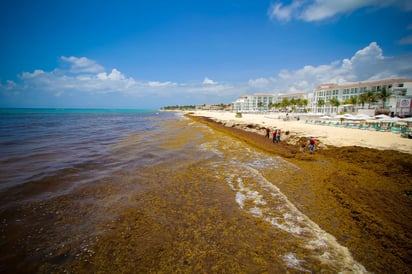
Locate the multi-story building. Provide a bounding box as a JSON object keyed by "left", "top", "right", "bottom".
{"left": 232, "top": 78, "right": 412, "bottom": 116}
{"left": 311, "top": 78, "right": 412, "bottom": 116}
{"left": 232, "top": 92, "right": 306, "bottom": 112}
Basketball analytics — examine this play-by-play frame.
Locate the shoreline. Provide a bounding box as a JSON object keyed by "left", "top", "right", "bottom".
{"left": 189, "top": 110, "right": 412, "bottom": 154}
{"left": 186, "top": 112, "right": 412, "bottom": 273}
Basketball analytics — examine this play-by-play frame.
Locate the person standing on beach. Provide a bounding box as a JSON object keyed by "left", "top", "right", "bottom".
{"left": 265, "top": 127, "right": 270, "bottom": 138}
{"left": 276, "top": 129, "right": 281, "bottom": 143}
{"left": 272, "top": 130, "right": 277, "bottom": 143}
{"left": 309, "top": 137, "right": 316, "bottom": 154}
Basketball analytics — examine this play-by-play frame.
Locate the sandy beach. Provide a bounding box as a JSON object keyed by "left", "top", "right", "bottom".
{"left": 191, "top": 110, "right": 412, "bottom": 154}
{"left": 187, "top": 111, "right": 412, "bottom": 273}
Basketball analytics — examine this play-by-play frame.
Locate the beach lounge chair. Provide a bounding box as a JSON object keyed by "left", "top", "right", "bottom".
{"left": 359, "top": 125, "right": 369, "bottom": 130}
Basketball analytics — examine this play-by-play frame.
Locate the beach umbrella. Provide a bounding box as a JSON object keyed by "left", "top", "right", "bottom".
{"left": 400, "top": 117, "right": 412, "bottom": 126}
{"left": 343, "top": 113, "right": 363, "bottom": 121}
{"left": 333, "top": 114, "right": 349, "bottom": 124}
{"left": 375, "top": 114, "right": 391, "bottom": 119}
{"left": 334, "top": 113, "right": 356, "bottom": 120}
{"left": 320, "top": 115, "right": 332, "bottom": 119}
{"left": 346, "top": 115, "right": 365, "bottom": 121}
{"left": 355, "top": 114, "right": 372, "bottom": 120}
{"left": 401, "top": 117, "right": 412, "bottom": 122}
{"left": 396, "top": 121, "right": 408, "bottom": 125}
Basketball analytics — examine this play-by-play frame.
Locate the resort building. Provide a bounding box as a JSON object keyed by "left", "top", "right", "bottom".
{"left": 231, "top": 78, "right": 412, "bottom": 116}
{"left": 311, "top": 78, "right": 412, "bottom": 116}
{"left": 232, "top": 92, "right": 306, "bottom": 112}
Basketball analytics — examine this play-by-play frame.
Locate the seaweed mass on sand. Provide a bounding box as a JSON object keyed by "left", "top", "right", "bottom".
{"left": 187, "top": 113, "right": 412, "bottom": 273}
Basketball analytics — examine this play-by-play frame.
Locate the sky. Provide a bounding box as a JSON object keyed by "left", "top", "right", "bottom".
{"left": 1, "top": 0, "right": 412, "bottom": 109}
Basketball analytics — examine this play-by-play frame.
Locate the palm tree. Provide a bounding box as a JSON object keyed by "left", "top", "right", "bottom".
{"left": 348, "top": 95, "right": 358, "bottom": 105}
{"left": 274, "top": 102, "right": 282, "bottom": 110}
{"left": 364, "top": 90, "right": 378, "bottom": 109}
{"left": 257, "top": 101, "right": 264, "bottom": 111}
{"left": 295, "top": 98, "right": 302, "bottom": 110}
{"left": 329, "top": 97, "right": 341, "bottom": 113}
{"left": 341, "top": 96, "right": 358, "bottom": 112}
{"left": 290, "top": 98, "right": 297, "bottom": 112}
{"left": 377, "top": 87, "right": 392, "bottom": 108}
{"left": 367, "top": 92, "right": 375, "bottom": 109}
{"left": 281, "top": 98, "right": 291, "bottom": 111}
{"left": 317, "top": 99, "right": 325, "bottom": 112}
{"left": 358, "top": 93, "right": 367, "bottom": 109}
{"left": 301, "top": 99, "right": 308, "bottom": 112}
{"left": 296, "top": 98, "right": 306, "bottom": 112}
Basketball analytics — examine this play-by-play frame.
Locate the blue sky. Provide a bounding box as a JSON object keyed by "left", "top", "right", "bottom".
{"left": 1, "top": 0, "right": 412, "bottom": 109}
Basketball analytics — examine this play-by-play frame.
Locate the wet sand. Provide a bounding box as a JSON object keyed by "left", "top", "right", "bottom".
{"left": 188, "top": 114, "right": 412, "bottom": 273}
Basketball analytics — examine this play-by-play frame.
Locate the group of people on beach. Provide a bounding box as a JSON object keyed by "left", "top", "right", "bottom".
{"left": 265, "top": 127, "right": 317, "bottom": 153}
{"left": 265, "top": 127, "right": 281, "bottom": 143}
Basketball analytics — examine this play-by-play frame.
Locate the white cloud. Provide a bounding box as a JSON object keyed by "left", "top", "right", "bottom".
{"left": 397, "top": 24, "right": 412, "bottom": 45}
{"left": 60, "top": 56, "right": 104, "bottom": 74}
{"left": 268, "top": 1, "right": 303, "bottom": 22}
{"left": 300, "top": 0, "right": 375, "bottom": 22}
{"left": 269, "top": 0, "right": 412, "bottom": 22}
{"left": 8, "top": 58, "right": 145, "bottom": 96}
{"left": 0, "top": 56, "right": 242, "bottom": 104}
{"left": 1, "top": 42, "right": 411, "bottom": 107}
{"left": 248, "top": 42, "right": 412, "bottom": 94}
{"left": 0, "top": 80, "right": 17, "bottom": 91}
{"left": 20, "top": 69, "right": 45, "bottom": 79}
{"left": 202, "top": 77, "right": 217, "bottom": 85}
{"left": 248, "top": 77, "right": 271, "bottom": 88}
{"left": 97, "top": 69, "right": 126, "bottom": 81}
{"left": 108, "top": 69, "right": 125, "bottom": 81}
{"left": 399, "top": 34, "right": 412, "bottom": 45}
{"left": 96, "top": 72, "right": 108, "bottom": 80}
{"left": 148, "top": 81, "right": 177, "bottom": 87}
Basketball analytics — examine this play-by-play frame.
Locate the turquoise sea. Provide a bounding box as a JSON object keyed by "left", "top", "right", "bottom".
{"left": 0, "top": 108, "right": 367, "bottom": 272}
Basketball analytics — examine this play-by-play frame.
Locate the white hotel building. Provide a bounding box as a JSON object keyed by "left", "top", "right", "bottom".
{"left": 232, "top": 92, "right": 306, "bottom": 112}
{"left": 232, "top": 78, "right": 412, "bottom": 116}
{"left": 310, "top": 78, "right": 412, "bottom": 116}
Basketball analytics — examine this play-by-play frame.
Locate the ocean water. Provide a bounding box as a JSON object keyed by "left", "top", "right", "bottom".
{"left": 0, "top": 109, "right": 367, "bottom": 273}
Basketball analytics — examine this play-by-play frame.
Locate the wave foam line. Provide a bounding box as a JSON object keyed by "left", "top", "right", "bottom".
{"left": 226, "top": 164, "right": 368, "bottom": 273}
